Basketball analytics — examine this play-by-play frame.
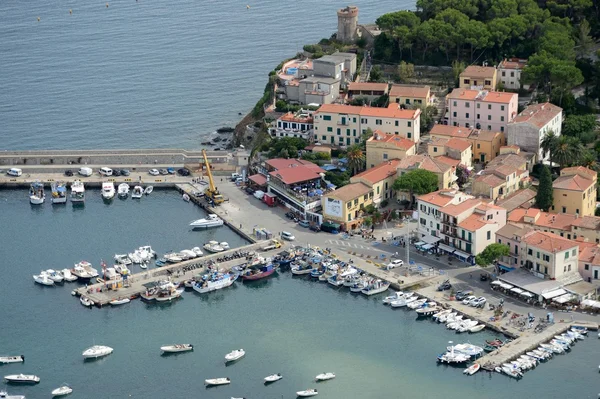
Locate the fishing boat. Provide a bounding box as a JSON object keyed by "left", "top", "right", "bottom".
{"left": 155, "top": 283, "right": 184, "bottom": 302}
{"left": 109, "top": 298, "right": 130, "bottom": 306}
{"left": 204, "top": 241, "right": 224, "bottom": 253}
{"left": 79, "top": 296, "right": 94, "bottom": 307}
{"left": 0, "top": 356, "right": 24, "bottom": 364}
{"left": 144, "top": 186, "right": 153, "bottom": 195}
{"left": 131, "top": 186, "right": 144, "bottom": 199}
{"left": 241, "top": 264, "right": 276, "bottom": 281}
{"left": 117, "top": 183, "right": 130, "bottom": 198}
{"left": 264, "top": 373, "right": 282, "bottom": 383}
{"left": 190, "top": 214, "right": 224, "bottom": 228}
{"left": 349, "top": 277, "right": 368, "bottom": 293}
{"left": 204, "top": 378, "right": 230, "bottom": 386}
{"left": 3, "top": 374, "right": 39, "bottom": 384}
{"left": 70, "top": 180, "right": 85, "bottom": 203}
{"left": 416, "top": 306, "right": 440, "bottom": 316}
{"left": 33, "top": 272, "right": 54, "bottom": 286}
{"left": 291, "top": 261, "right": 312, "bottom": 275}
{"left": 71, "top": 261, "right": 99, "bottom": 282}
{"left": 29, "top": 182, "right": 45, "bottom": 205}
{"left": 463, "top": 363, "right": 480, "bottom": 375}
{"left": 225, "top": 349, "right": 245, "bottom": 362}
{"left": 51, "top": 181, "right": 67, "bottom": 204}
{"left": 192, "top": 271, "right": 239, "bottom": 294}
{"left": 82, "top": 345, "right": 113, "bottom": 359}
{"left": 51, "top": 385, "right": 73, "bottom": 397}
{"left": 101, "top": 182, "right": 115, "bottom": 200}
{"left": 407, "top": 298, "right": 428, "bottom": 310}
{"left": 390, "top": 294, "right": 418, "bottom": 308}
{"left": 315, "top": 372, "right": 335, "bottom": 381}
{"left": 361, "top": 279, "right": 390, "bottom": 295}
{"left": 296, "top": 389, "right": 318, "bottom": 397}
{"left": 160, "top": 344, "right": 193, "bottom": 353}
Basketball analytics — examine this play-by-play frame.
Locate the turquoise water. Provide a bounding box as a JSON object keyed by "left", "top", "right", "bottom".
{"left": 0, "top": 189, "right": 599, "bottom": 398}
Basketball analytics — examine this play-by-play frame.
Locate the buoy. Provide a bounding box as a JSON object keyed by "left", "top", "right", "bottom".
{"left": 106, "top": 3, "right": 109, "bottom": 7}
{"left": 37, "top": 17, "right": 40, "bottom": 21}
{"left": 246, "top": 4, "right": 250, "bottom": 8}
{"left": 69, "top": 9, "right": 72, "bottom": 14}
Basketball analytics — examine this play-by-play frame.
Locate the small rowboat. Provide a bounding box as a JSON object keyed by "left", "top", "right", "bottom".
{"left": 315, "top": 372, "right": 335, "bottom": 381}
{"left": 0, "top": 355, "right": 24, "bottom": 364}
{"left": 80, "top": 296, "right": 94, "bottom": 307}
{"left": 463, "top": 363, "right": 480, "bottom": 375}
{"left": 264, "top": 373, "right": 282, "bottom": 383}
{"left": 225, "top": 349, "right": 245, "bottom": 362}
{"left": 161, "top": 344, "right": 193, "bottom": 353}
{"left": 204, "top": 378, "right": 230, "bottom": 386}
{"left": 469, "top": 324, "right": 485, "bottom": 333}
{"left": 51, "top": 384, "right": 73, "bottom": 396}
{"left": 296, "top": 389, "right": 318, "bottom": 397}
{"left": 109, "top": 298, "right": 130, "bottom": 306}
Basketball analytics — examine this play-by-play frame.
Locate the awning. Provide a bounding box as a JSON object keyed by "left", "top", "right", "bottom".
{"left": 414, "top": 241, "right": 425, "bottom": 247}
{"left": 519, "top": 291, "right": 534, "bottom": 298}
{"left": 498, "top": 264, "right": 515, "bottom": 272}
{"left": 452, "top": 248, "right": 470, "bottom": 259}
{"left": 491, "top": 280, "right": 503, "bottom": 286}
{"left": 437, "top": 243, "right": 455, "bottom": 253}
{"left": 492, "top": 280, "right": 513, "bottom": 289}
{"left": 553, "top": 293, "right": 576, "bottom": 304}
{"left": 421, "top": 243, "right": 434, "bottom": 250}
{"left": 510, "top": 287, "right": 524, "bottom": 294}
{"left": 581, "top": 299, "right": 600, "bottom": 308}
{"left": 421, "top": 235, "right": 441, "bottom": 245}
{"left": 248, "top": 173, "right": 267, "bottom": 186}
{"left": 542, "top": 288, "right": 567, "bottom": 299}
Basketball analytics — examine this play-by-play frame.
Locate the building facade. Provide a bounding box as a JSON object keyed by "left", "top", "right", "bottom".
{"left": 446, "top": 89, "right": 518, "bottom": 133}
{"left": 347, "top": 82, "right": 389, "bottom": 102}
{"left": 388, "top": 85, "right": 431, "bottom": 107}
{"left": 321, "top": 182, "right": 373, "bottom": 230}
{"left": 552, "top": 166, "right": 597, "bottom": 217}
{"left": 350, "top": 159, "right": 399, "bottom": 205}
{"left": 366, "top": 130, "right": 416, "bottom": 168}
{"left": 459, "top": 65, "right": 498, "bottom": 90}
{"left": 497, "top": 58, "right": 528, "bottom": 90}
{"left": 519, "top": 231, "right": 579, "bottom": 280}
{"left": 269, "top": 110, "right": 314, "bottom": 140}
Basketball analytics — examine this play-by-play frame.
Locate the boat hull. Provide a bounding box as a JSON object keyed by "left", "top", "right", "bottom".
{"left": 241, "top": 268, "right": 276, "bottom": 281}
{"left": 51, "top": 196, "right": 67, "bottom": 204}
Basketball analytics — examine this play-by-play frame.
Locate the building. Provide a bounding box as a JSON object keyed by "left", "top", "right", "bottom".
{"left": 520, "top": 231, "right": 579, "bottom": 280}
{"left": 321, "top": 182, "right": 373, "bottom": 231}
{"left": 313, "top": 53, "right": 357, "bottom": 85}
{"left": 388, "top": 85, "right": 431, "bottom": 107}
{"left": 429, "top": 124, "right": 505, "bottom": 163}
{"left": 496, "top": 223, "right": 534, "bottom": 272}
{"left": 578, "top": 245, "right": 600, "bottom": 282}
{"left": 314, "top": 103, "right": 421, "bottom": 147}
{"left": 446, "top": 89, "right": 518, "bottom": 133}
{"left": 472, "top": 152, "right": 531, "bottom": 200}
{"left": 507, "top": 102, "right": 563, "bottom": 162}
{"left": 396, "top": 155, "right": 455, "bottom": 195}
{"left": 427, "top": 137, "right": 472, "bottom": 168}
{"left": 350, "top": 159, "right": 399, "bottom": 205}
{"left": 365, "top": 130, "right": 416, "bottom": 168}
{"left": 497, "top": 58, "right": 528, "bottom": 90}
{"left": 337, "top": 5, "right": 359, "bottom": 43}
{"left": 416, "top": 190, "right": 472, "bottom": 241}
{"left": 459, "top": 65, "right": 498, "bottom": 90}
{"left": 269, "top": 110, "right": 314, "bottom": 140}
{"left": 495, "top": 188, "right": 536, "bottom": 212}
{"left": 552, "top": 166, "right": 597, "bottom": 216}
{"left": 347, "top": 82, "right": 389, "bottom": 102}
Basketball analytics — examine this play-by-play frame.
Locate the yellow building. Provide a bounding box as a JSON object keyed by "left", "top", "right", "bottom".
{"left": 389, "top": 85, "right": 431, "bottom": 107}
{"left": 395, "top": 155, "right": 455, "bottom": 202}
{"left": 552, "top": 166, "right": 597, "bottom": 217}
{"left": 459, "top": 65, "right": 497, "bottom": 90}
{"left": 427, "top": 137, "right": 472, "bottom": 168}
{"left": 365, "top": 130, "right": 416, "bottom": 168}
{"left": 321, "top": 182, "right": 373, "bottom": 231}
{"left": 350, "top": 159, "right": 400, "bottom": 205}
{"left": 429, "top": 125, "right": 504, "bottom": 163}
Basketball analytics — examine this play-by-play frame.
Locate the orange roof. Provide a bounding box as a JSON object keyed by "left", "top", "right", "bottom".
{"left": 325, "top": 182, "right": 371, "bottom": 202}
{"left": 265, "top": 158, "right": 324, "bottom": 172}
{"left": 475, "top": 173, "right": 505, "bottom": 188}
{"left": 429, "top": 124, "right": 472, "bottom": 139}
{"left": 447, "top": 89, "right": 479, "bottom": 101}
{"left": 269, "top": 167, "right": 322, "bottom": 185}
{"left": 469, "top": 129, "right": 502, "bottom": 142}
{"left": 435, "top": 156, "right": 460, "bottom": 168}
{"left": 367, "top": 131, "right": 416, "bottom": 150}
{"left": 389, "top": 85, "right": 430, "bottom": 98}
{"left": 279, "top": 112, "right": 313, "bottom": 123}
{"left": 248, "top": 173, "right": 267, "bottom": 186}
{"left": 441, "top": 198, "right": 482, "bottom": 217}
{"left": 508, "top": 209, "right": 576, "bottom": 231}
{"left": 579, "top": 245, "right": 600, "bottom": 265}
{"left": 447, "top": 89, "right": 516, "bottom": 104}
{"left": 487, "top": 153, "right": 527, "bottom": 170}
{"left": 417, "top": 190, "right": 459, "bottom": 207}
{"left": 429, "top": 137, "right": 449, "bottom": 146}
{"left": 495, "top": 188, "right": 536, "bottom": 212}
{"left": 498, "top": 58, "right": 527, "bottom": 70}
{"left": 461, "top": 65, "right": 496, "bottom": 79}
{"left": 522, "top": 231, "right": 578, "bottom": 253}
{"left": 561, "top": 166, "right": 597, "bottom": 180}
{"left": 397, "top": 155, "right": 451, "bottom": 174}
{"left": 348, "top": 82, "right": 389, "bottom": 92}
{"left": 351, "top": 160, "right": 399, "bottom": 184}
{"left": 511, "top": 103, "right": 562, "bottom": 129}
{"left": 458, "top": 214, "right": 487, "bottom": 231}
{"left": 445, "top": 138, "right": 471, "bottom": 152}
{"left": 553, "top": 174, "right": 594, "bottom": 191}
{"left": 316, "top": 104, "right": 419, "bottom": 119}
{"left": 572, "top": 216, "right": 600, "bottom": 230}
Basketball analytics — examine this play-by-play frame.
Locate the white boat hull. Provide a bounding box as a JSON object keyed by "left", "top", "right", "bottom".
{"left": 204, "top": 378, "right": 230, "bottom": 386}
{"left": 51, "top": 196, "right": 67, "bottom": 204}
{"left": 4, "top": 374, "right": 40, "bottom": 384}
{"left": 296, "top": 390, "right": 318, "bottom": 397}
{"left": 82, "top": 346, "right": 113, "bottom": 359}
{"left": 161, "top": 344, "right": 193, "bottom": 353}
{"left": 29, "top": 196, "right": 45, "bottom": 205}
{"left": 0, "top": 356, "right": 24, "bottom": 364}
{"left": 51, "top": 386, "right": 73, "bottom": 396}
{"left": 264, "top": 374, "right": 282, "bottom": 383}
{"left": 109, "top": 298, "right": 130, "bottom": 306}
{"left": 225, "top": 349, "right": 245, "bottom": 362}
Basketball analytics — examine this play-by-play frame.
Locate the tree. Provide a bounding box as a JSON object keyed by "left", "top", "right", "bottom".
{"left": 535, "top": 165, "right": 554, "bottom": 211}
{"left": 362, "top": 216, "right": 373, "bottom": 227}
{"left": 452, "top": 60, "right": 465, "bottom": 86}
{"left": 346, "top": 145, "right": 366, "bottom": 175}
{"left": 475, "top": 243, "right": 510, "bottom": 267}
{"left": 574, "top": 19, "right": 594, "bottom": 59}
{"left": 392, "top": 169, "right": 439, "bottom": 207}
{"left": 369, "top": 66, "right": 383, "bottom": 82}
{"left": 540, "top": 130, "right": 559, "bottom": 166}
{"left": 554, "top": 136, "right": 584, "bottom": 166}
{"left": 563, "top": 114, "right": 597, "bottom": 144}
{"left": 578, "top": 150, "right": 599, "bottom": 171}
{"left": 397, "top": 61, "right": 415, "bottom": 82}
{"left": 419, "top": 106, "right": 438, "bottom": 132}
{"left": 455, "top": 164, "right": 471, "bottom": 187}
{"left": 278, "top": 148, "right": 289, "bottom": 158}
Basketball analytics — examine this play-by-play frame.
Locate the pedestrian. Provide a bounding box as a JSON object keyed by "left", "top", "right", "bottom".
{"left": 469, "top": 273, "right": 472, "bottom": 279}
{"left": 240, "top": 224, "right": 242, "bottom": 229}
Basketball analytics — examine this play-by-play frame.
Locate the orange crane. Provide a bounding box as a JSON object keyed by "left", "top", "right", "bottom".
{"left": 201, "top": 150, "right": 224, "bottom": 205}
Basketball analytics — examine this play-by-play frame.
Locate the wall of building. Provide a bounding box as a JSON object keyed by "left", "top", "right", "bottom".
{"left": 522, "top": 246, "right": 578, "bottom": 279}
{"left": 366, "top": 144, "right": 414, "bottom": 169}
{"left": 498, "top": 68, "right": 521, "bottom": 90}
{"left": 447, "top": 97, "right": 517, "bottom": 133}
{"left": 552, "top": 188, "right": 596, "bottom": 217}
{"left": 459, "top": 70, "right": 497, "bottom": 90}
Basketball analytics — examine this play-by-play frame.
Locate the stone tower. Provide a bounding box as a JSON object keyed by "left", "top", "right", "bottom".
{"left": 337, "top": 6, "right": 358, "bottom": 43}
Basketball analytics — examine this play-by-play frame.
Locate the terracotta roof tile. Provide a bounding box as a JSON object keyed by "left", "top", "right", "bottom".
{"left": 572, "top": 216, "right": 600, "bottom": 230}
{"left": 441, "top": 198, "right": 482, "bottom": 217}
{"left": 510, "top": 102, "right": 562, "bottom": 129}
{"left": 389, "top": 85, "right": 430, "bottom": 98}
{"left": 579, "top": 245, "right": 600, "bottom": 264}
{"left": 469, "top": 129, "right": 502, "bottom": 142}
{"left": 460, "top": 65, "right": 496, "bottom": 79}
{"left": 522, "top": 231, "right": 578, "bottom": 253}
{"left": 498, "top": 58, "right": 527, "bottom": 70}
{"left": 324, "top": 182, "right": 371, "bottom": 202}
{"left": 397, "top": 155, "right": 451, "bottom": 174}
{"left": 367, "top": 130, "right": 416, "bottom": 150}
{"left": 436, "top": 156, "right": 460, "bottom": 168}
{"left": 248, "top": 173, "right": 267, "bottom": 186}
{"left": 348, "top": 82, "right": 389, "bottom": 92}
{"left": 445, "top": 138, "right": 472, "bottom": 151}
{"left": 416, "top": 190, "right": 460, "bottom": 207}
{"left": 458, "top": 213, "right": 487, "bottom": 231}
{"left": 447, "top": 89, "right": 516, "bottom": 104}
{"left": 496, "top": 223, "right": 534, "bottom": 240}
{"left": 552, "top": 174, "right": 594, "bottom": 191}
{"left": 430, "top": 124, "right": 472, "bottom": 138}
{"left": 316, "top": 104, "right": 419, "bottom": 119}
{"left": 279, "top": 112, "right": 313, "bottom": 123}
{"left": 508, "top": 209, "right": 577, "bottom": 232}
{"left": 351, "top": 159, "right": 399, "bottom": 184}
{"left": 495, "top": 188, "right": 536, "bottom": 212}
{"left": 475, "top": 173, "right": 505, "bottom": 188}
{"left": 487, "top": 153, "right": 527, "bottom": 170}
{"left": 560, "top": 166, "right": 597, "bottom": 180}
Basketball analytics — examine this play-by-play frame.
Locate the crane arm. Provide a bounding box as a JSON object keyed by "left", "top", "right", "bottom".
{"left": 202, "top": 149, "right": 217, "bottom": 193}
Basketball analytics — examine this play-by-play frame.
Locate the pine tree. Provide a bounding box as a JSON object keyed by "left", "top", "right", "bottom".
{"left": 535, "top": 165, "right": 553, "bottom": 211}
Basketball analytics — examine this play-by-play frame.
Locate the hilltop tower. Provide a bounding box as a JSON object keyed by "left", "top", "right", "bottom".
{"left": 337, "top": 6, "right": 358, "bottom": 43}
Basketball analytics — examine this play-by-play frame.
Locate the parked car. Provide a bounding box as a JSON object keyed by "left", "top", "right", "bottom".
{"left": 436, "top": 279, "right": 452, "bottom": 291}
{"left": 455, "top": 290, "right": 473, "bottom": 301}
{"left": 149, "top": 169, "right": 160, "bottom": 176}
{"left": 99, "top": 167, "right": 113, "bottom": 176}
{"left": 177, "top": 168, "right": 190, "bottom": 176}
{"left": 386, "top": 259, "right": 404, "bottom": 269}
{"left": 78, "top": 167, "right": 93, "bottom": 177}
{"left": 309, "top": 225, "right": 321, "bottom": 232}
{"left": 244, "top": 186, "right": 255, "bottom": 195}
{"left": 64, "top": 169, "right": 74, "bottom": 177}
{"left": 167, "top": 167, "right": 175, "bottom": 174}
{"left": 112, "top": 169, "right": 121, "bottom": 177}
{"left": 281, "top": 231, "right": 295, "bottom": 241}
{"left": 298, "top": 220, "right": 310, "bottom": 228}
{"left": 7, "top": 168, "right": 22, "bottom": 177}
{"left": 120, "top": 169, "right": 130, "bottom": 176}
{"left": 462, "top": 295, "right": 477, "bottom": 305}
{"left": 469, "top": 296, "right": 487, "bottom": 307}
{"left": 231, "top": 173, "right": 242, "bottom": 182}
{"left": 159, "top": 168, "right": 169, "bottom": 175}
{"left": 480, "top": 273, "right": 490, "bottom": 281}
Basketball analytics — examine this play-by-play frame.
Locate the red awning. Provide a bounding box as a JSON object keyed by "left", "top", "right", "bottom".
{"left": 248, "top": 174, "right": 267, "bottom": 186}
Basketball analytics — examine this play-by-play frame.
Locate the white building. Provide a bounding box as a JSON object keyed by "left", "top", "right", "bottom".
{"left": 497, "top": 58, "right": 528, "bottom": 90}
{"left": 269, "top": 110, "right": 314, "bottom": 141}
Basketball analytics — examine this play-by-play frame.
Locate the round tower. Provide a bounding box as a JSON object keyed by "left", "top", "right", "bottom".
{"left": 337, "top": 6, "right": 358, "bottom": 44}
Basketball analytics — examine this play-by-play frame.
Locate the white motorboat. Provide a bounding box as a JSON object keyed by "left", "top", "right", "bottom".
{"left": 80, "top": 296, "right": 94, "bottom": 307}
{"left": 264, "top": 373, "right": 282, "bottom": 383}
{"left": 342, "top": 273, "right": 362, "bottom": 287}
{"left": 114, "top": 254, "right": 132, "bottom": 266}
{"left": 138, "top": 246, "right": 156, "bottom": 258}
{"left": 128, "top": 252, "right": 143, "bottom": 264}
{"left": 220, "top": 242, "right": 230, "bottom": 250}
{"left": 33, "top": 272, "right": 54, "bottom": 286}
{"left": 291, "top": 262, "right": 313, "bottom": 275}
{"left": 432, "top": 309, "right": 451, "bottom": 321}
{"left": 45, "top": 269, "right": 64, "bottom": 283}
{"left": 82, "top": 345, "right": 113, "bottom": 359}
{"left": 4, "top": 374, "right": 39, "bottom": 384}
{"left": 204, "top": 241, "right": 224, "bottom": 253}
{"left": 0, "top": 391, "right": 26, "bottom": 399}
{"left": 225, "top": 349, "right": 245, "bottom": 362}
{"left": 29, "top": 182, "right": 45, "bottom": 205}
{"left": 51, "top": 181, "right": 68, "bottom": 204}
{"left": 163, "top": 253, "right": 183, "bottom": 263}
{"left": 182, "top": 193, "right": 190, "bottom": 202}
{"left": 296, "top": 389, "right": 318, "bottom": 397}
{"left": 109, "top": 298, "right": 130, "bottom": 306}
{"left": 70, "top": 180, "right": 85, "bottom": 203}
{"left": 160, "top": 344, "right": 193, "bottom": 353}
{"left": 61, "top": 268, "right": 78, "bottom": 282}
{"left": 101, "top": 182, "right": 115, "bottom": 200}
{"left": 438, "top": 311, "right": 456, "bottom": 323}
{"left": 131, "top": 186, "right": 144, "bottom": 199}
{"left": 113, "top": 264, "right": 131, "bottom": 275}
{"left": 117, "top": 183, "right": 130, "bottom": 198}
{"left": 361, "top": 279, "right": 390, "bottom": 296}
{"left": 71, "top": 261, "right": 99, "bottom": 281}
{"left": 144, "top": 186, "right": 153, "bottom": 195}
{"left": 463, "top": 363, "right": 480, "bottom": 375}
{"left": 456, "top": 320, "right": 479, "bottom": 333}
{"left": 0, "top": 356, "right": 24, "bottom": 364}
{"left": 383, "top": 291, "right": 404, "bottom": 304}
{"left": 190, "top": 214, "right": 224, "bottom": 228}
{"left": 469, "top": 324, "right": 485, "bottom": 333}
{"left": 178, "top": 249, "right": 198, "bottom": 260}
{"left": 191, "top": 247, "right": 203, "bottom": 257}
{"left": 204, "top": 378, "right": 230, "bottom": 386}
{"left": 315, "top": 372, "right": 335, "bottom": 381}
{"left": 407, "top": 298, "right": 427, "bottom": 309}
{"left": 51, "top": 385, "right": 73, "bottom": 397}
{"left": 501, "top": 365, "right": 523, "bottom": 379}
{"left": 449, "top": 344, "right": 484, "bottom": 357}
{"left": 390, "top": 295, "right": 418, "bottom": 308}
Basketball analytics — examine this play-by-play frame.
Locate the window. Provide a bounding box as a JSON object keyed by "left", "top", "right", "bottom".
{"left": 420, "top": 218, "right": 426, "bottom": 225}
{"left": 487, "top": 231, "right": 491, "bottom": 240}
{"left": 346, "top": 129, "right": 351, "bottom": 136}
{"left": 355, "top": 138, "right": 360, "bottom": 144}
{"left": 502, "top": 71, "right": 506, "bottom": 77}
{"left": 476, "top": 103, "right": 480, "bottom": 109}
{"left": 375, "top": 119, "right": 382, "bottom": 125}
{"left": 576, "top": 208, "right": 580, "bottom": 214}
{"left": 465, "top": 103, "right": 470, "bottom": 108}
{"left": 465, "top": 113, "right": 470, "bottom": 118}
{"left": 407, "top": 121, "right": 412, "bottom": 127}
{"left": 383, "top": 153, "right": 388, "bottom": 160}
{"left": 477, "top": 114, "right": 480, "bottom": 119}
{"left": 528, "top": 248, "right": 532, "bottom": 256}
{"left": 433, "top": 147, "right": 438, "bottom": 153}
{"left": 536, "top": 251, "right": 540, "bottom": 259}
{"left": 346, "top": 201, "right": 351, "bottom": 208}
{"left": 364, "top": 195, "right": 368, "bottom": 200}
{"left": 322, "top": 135, "right": 326, "bottom": 140}
{"left": 500, "top": 126, "right": 504, "bottom": 133}
{"left": 395, "top": 121, "right": 399, "bottom": 126}
{"left": 353, "top": 117, "right": 356, "bottom": 123}
{"left": 568, "top": 264, "right": 571, "bottom": 271}
{"left": 353, "top": 129, "right": 357, "bottom": 136}
{"left": 543, "top": 254, "right": 550, "bottom": 262}
{"left": 354, "top": 199, "right": 358, "bottom": 206}
{"left": 585, "top": 264, "right": 590, "bottom": 270}
{"left": 501, "top": 105, "right": 505, "bottom": 111}
{"left": 487, "top": 125, "right": 491, "bottom": 130}
{"left": 484, "top": 80, "right": 491, "bottom": 86}
{"left": 477, "top": 144, "right": 480, "bottom": 149}
{"left": 510, "top": 72, "right": 514, "bottom": 77}
{"left": 565, "top": 251, "right": 569, "bottom": 260}
{"left": 453, "top": 112, "right": 457, "bottom": 117}
{"left": 337, "top": 128, "right": 341, "bottom": 135}
{"left": 361, "top": 118, "right": 367, "bottom": 124}
{"left": 487, "top": 104, "right": 491, "bottom": 110}
{"left": 407, "top": 132, "right": 412, "bottom": 139}
{"left": 487, "top": 115, "right": 491, "bottom": 120}
{"left": 562, "top": 206, "right": 566, "bottom": 213}
{"left": 323, "top": 115, "right": 331, "bottom": 121}
{"left": 376, "top": 186, "right": 380, "bottom": 194}
{"left": 464, "top": 79, "right": 470, "bottom": 85}
{"left": 327, "top": 127, "right": 332, "bottom": 132}
{"left": 347, "top": 214, "right": 351, "bottom": 222}
{"left": 453, "top": 101, "right": 457, "bottom": 106}
{"left": 500, "top": 116, "right": 505, "bottom": 122}
{"left": 572, "top": 249, "right": 577, "bottom": 256}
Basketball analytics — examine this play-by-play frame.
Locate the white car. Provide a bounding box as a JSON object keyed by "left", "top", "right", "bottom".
{"left": 386, "top": 259, "right": 404, "bottom": 269}
{"left": 281, "top": 231, "right": 295, "bottom": 241}
{"left": 462, "top": 295, "right": 477, "bottom": 305}
{"left": 149, "top": 169, "right": 160, "bottom": 176}
{"left": 470, "top": 297, "right": 487, "bottom": 307}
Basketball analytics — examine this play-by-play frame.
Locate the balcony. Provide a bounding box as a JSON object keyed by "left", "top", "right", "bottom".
{"left": 268, "top": 178, "right": 324, "bottom": 205}
{"left": 442, "top": 217, "right": 457, "bottom": 226}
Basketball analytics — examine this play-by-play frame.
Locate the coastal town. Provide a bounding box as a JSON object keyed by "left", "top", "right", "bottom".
{"left": 2, "top": 2, "right": 600, "bottom": 398}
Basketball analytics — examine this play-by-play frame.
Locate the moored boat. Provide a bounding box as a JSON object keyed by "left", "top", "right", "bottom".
{"left": 51, "top": 181, "right": 67, "bottom": 204}
{"left": 204, "top": 378, "right": 230, "bottom": 386}
{"left": 463, "top": 363, "right": 480, "bottom": 375}
{"left": 160, "top": 344, "right": 193, "bottom": 353}
{"left": 45, "top": 269, "right": 64, "bottom": 283}
{"left": 361, "top": 279, "right": 390, "bottom": 295}
{"left": 101, "top": 182, "right": 115, "bottom": 200}
{"left": 3, "top": 374, "right": 39, "bottom": 384}
{"left": 51, "top": 384, "right": 73, "bottom": 397}
{"left": 291, "top": 261, "right": 312, "bottom": 275}
{"left": 70, "top": 180, "right": 85, "bottom": 203}
{"left": 109, "top": 298, "right": 130, "bottom": 306}
{"left": 190, "top": 214, "right": 224, "bottom": 228}
{"left": 241, "top": 264, "right": 276, "bottom": 281}
{"left": 225, "top": 349, "right": 245, "bottom": 362}
{"left": 264, "top": 373, "right": 282, "bottom": 383}
{"left": 131, "top": 186, "right": 144, "bottom": 199}
{"left": 203, "top": 241, "right": 224, "bottom": 253}
{"left": 144, "top": 186, "right": 153, "bottom": 195}
{"left": 71, "top": 261, "right": 99, "bottom": 282}
{"left": 315, "top": 372, "right": 335, "bottom": 381}
{"left": 296, "top": 389, "right": 318, "bottom": 397}
{"left": 33, "top": 272, "right": 54, "bottom": 286}
{"left": 155, "top": 282, "right": 183, "bottom": 302}
{"left": 80, "top": 296, "right": 94, "bottom": 307}
{"left": 192, "top": 271, "right": 239, "bottom": 294}
{"left": 82, "top": 345, "right": 113, "bottom": 359}
{"left": 29, "top": 182, "right": 45, "bottom": 205}
{"left": 117, "top": 183, "right": 130, "bottom": 198}
{"left": 0, "top": 356, "right": 24, "bottom": 364}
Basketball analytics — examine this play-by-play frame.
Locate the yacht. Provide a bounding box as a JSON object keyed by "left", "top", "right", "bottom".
{"left": 190, "top": 214, "right": 224, "bottom": 229}
{"left": 225, "top": 349, "right": 245, "bottom": 362}
{"left": 0, "top": 356, "right": 24, "bottom": 364}
{"left": 160, "top": 344, "right": 193, "bottom": 353}
{"left": 29, "top": 182, "right": 45, "bottom": 205}
{"left": 114, "top": 254, "right": 132, "bottom": 266}
{"left": 193, "top": 271, "right": 239, "bottom": 294}
{"left": 51, "top": 181, "right": 67, "bottom": 204}
{"left": 51, "top": 385, "right": 73, "bottom": 397}
{"left": 71, "top": 261, "right": 99, "bottom": 282}
{"left": 0, "top": 391, "right": 26, "bottom": 399}
{"left": 264, "top": 373, "right": 283, "bottom": 383}
{"left": 131, "top": 186, "right": 144, "bottom": 199}
{"left": 82, "top": 345, "right": 113, "bottom": 359}
{"left": 33, "top": 272, "right": 54, "bottom": 286}
{"left": 3, "top": 375, "right": 39, "bottom": 384}
{"left": 315, "top": 372, "right": 335, "bottom": 381}
{"left": 61, "top": 269, "right": 78, "bottom": 282}
{"left": 70, "top": 180, "right": 85, "bottom": 203}
{"left": 203, "top": 241, "right": 224, "bottom": 253}
{"left": 296, "top": 389, "right": 318, "bottom": 397}
{"left": 44, "top": 269, "right": 64, "bottom": 283}
{"left": 101, "top": 182, "right": 115, "bottom": 200}
{"left": 117, "top": 183, "right": 130, "bottom": 198}
{"left": 204, "top": 378, "right": 230, "bottom": 386}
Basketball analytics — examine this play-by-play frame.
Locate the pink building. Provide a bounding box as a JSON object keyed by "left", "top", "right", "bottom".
{"left": 446, "top": 89, "right": 518, "bottom": 133}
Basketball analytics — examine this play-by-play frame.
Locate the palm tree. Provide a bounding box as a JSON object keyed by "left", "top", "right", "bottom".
{"left": 578, "top": 150, "right": 599, "bottom": 171}
{"left": 540, "top": 130, "right": 558, "bottom": 166}
{"left": 553, "top": 136, "right": 584, "bottom": 167}
{"left": 346, "top": 145, "right": 365, "bottom": 175}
